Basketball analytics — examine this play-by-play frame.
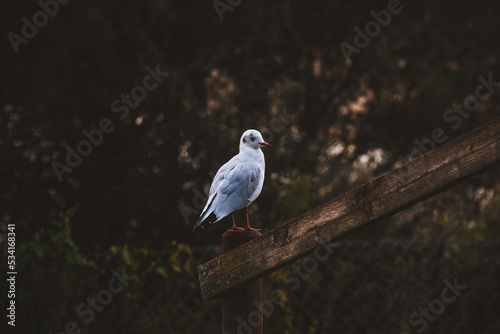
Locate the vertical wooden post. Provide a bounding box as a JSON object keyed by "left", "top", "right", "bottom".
{"left": 222, "top": 230, "right": 263, "bottom": 334}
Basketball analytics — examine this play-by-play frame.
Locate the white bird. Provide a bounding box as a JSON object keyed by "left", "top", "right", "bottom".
{"left": 192, "top": 129, "right": 271, "bottom": 232}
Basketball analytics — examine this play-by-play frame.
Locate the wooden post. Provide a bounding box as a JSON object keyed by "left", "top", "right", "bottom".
{"left": 222, "top": 230, "right": 263, "bottom": 334}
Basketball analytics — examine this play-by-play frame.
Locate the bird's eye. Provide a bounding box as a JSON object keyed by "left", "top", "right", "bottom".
{"left": 250, "top": 134, "right": 255, "bottom": 141}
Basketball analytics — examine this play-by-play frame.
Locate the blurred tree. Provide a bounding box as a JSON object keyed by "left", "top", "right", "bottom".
{"left": 0, "top": 0, "right": 498, "bottom": 253}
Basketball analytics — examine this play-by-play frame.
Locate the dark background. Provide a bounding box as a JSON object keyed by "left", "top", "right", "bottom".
{"left": 1, "top": 0, "right": 499, "bottom": 333}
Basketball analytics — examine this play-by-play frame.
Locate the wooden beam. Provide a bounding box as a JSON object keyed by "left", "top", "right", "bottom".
{"left": 197, "top": 117, "right": 500, "bottom": 300}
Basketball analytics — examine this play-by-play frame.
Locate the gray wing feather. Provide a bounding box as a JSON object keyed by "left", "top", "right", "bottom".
{"left": 208, "top": 162, "right": 261, "bottom": 220}
{"left": 196, "top": 157, "right": 240, "bottom": 225}
{"left": 209, "top": 155, "right": 239, "bottom": 197}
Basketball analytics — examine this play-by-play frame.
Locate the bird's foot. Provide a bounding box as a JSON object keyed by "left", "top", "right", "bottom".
{"left": 232, "top": 226, "right": 245, "bottom": 230}
{"left": 243, "top": 226, "right": 261, "bottom": 231}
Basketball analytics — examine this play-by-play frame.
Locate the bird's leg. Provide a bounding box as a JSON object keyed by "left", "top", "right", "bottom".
{"left": 244, "top": 207, "right": 261, "bottom": 231}
{"left": 231, "top": 211, "right": 243, "bottom": 230}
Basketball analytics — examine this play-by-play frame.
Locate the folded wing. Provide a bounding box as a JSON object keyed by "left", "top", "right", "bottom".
{"left": 193, "top": 162, "right": 261, "bottom": 231}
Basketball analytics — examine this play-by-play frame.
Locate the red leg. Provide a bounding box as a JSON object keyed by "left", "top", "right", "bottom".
{"left": 244, "top": 207, "right": 261, "bottom": 231}
{"left": 232, "top": 211, "right": 243, "bottom": 230}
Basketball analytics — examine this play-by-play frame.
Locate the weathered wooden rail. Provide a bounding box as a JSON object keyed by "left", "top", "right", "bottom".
{"left": 198, "top": 118, "right": 500, "bottom": 303}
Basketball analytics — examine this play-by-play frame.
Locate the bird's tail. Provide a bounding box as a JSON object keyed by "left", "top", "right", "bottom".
{"left": 192, "top": 193, "right": 219, "bottom": 232}
{"left": 192, "top": 211, "right": 218, "bottom": 232}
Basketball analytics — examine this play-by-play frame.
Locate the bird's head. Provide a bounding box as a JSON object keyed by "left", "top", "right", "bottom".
{"left": 240, "top": 129, "right": 272, "bottom": 150}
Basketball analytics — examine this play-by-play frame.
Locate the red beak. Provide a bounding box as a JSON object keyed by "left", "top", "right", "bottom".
{"left": 259, "top": 141, "right": 272, "bottom": 148}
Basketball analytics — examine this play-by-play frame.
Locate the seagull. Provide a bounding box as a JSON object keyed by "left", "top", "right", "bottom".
{"left": 192, "top": 129, "right": 271, "bottom": 232}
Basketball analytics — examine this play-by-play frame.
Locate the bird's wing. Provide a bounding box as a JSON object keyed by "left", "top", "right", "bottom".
{"left": 197, "top": 154, "right": 241, "bottom": 219}
{"left": 212, "top": 162, "right": 261, "bottom": 217}
{"left": 209, "top": 157, "right": 235, "bottom": 197}
{"left": 194, "top": 156, "right": 242, "bottom": 229}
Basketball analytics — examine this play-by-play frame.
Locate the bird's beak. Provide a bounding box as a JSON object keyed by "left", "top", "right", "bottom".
{"left": 259, "top": 141, "right": 272, "bottom": 148}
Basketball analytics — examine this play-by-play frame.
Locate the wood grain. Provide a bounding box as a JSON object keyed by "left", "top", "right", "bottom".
{"left": 198, "top": 118, "right": 500, "bottom": 300}
{"left": 222, "top": 230, "right": 263, "bottom": 334}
